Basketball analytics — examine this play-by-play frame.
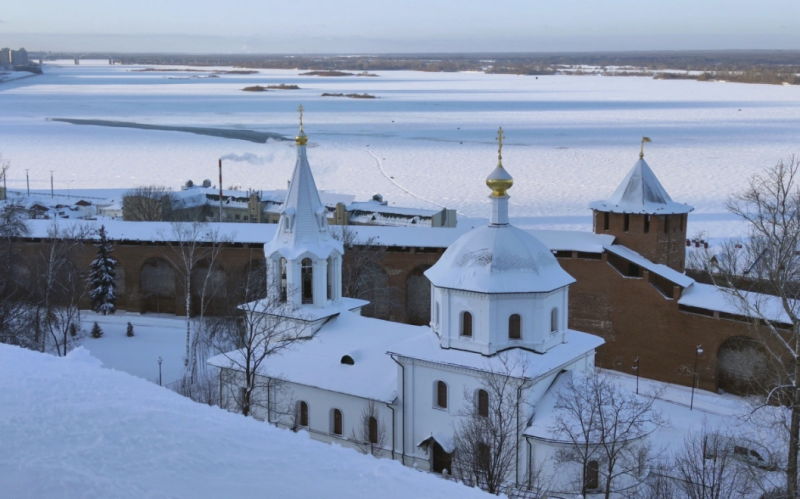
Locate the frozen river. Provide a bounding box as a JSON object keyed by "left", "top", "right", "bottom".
{"left": 2, "top": 60, "right": 800, "bottom": 238}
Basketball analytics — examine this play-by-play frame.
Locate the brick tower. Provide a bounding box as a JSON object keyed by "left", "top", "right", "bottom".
{"left": 589, "top": 153, "right": 693, "bottom": 272}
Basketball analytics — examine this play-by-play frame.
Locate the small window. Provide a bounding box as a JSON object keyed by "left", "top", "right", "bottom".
{"left": 603, "top": 212, "right": 609, "bottom": 231}
{"left": 235, "top": 214, "right": 240, "bottom": 221}
{"left": 644, "top": 215, "right": 650, "bottom": 233}
{"left": 435, "top": 302, "right": 440, "bottom": 326}
{"left": 436, "top": 381, "right": 448, "bottom": 409}
{"left": 509, "top": 314, "right": 521, "bottom": 339}
{"left": 299, "top": 401, "right": 309, "bottom": 427}
{"left": 332, "top": 409, "right": 343, "bottom": 435}
{"left": 341, "top": 355, "right": 355, "bottom": 365}
{"left": 550, "top": 308, "right": 559, "bottom": 334}
{"left": 586, "top": 460, "right": 599, "bottom": 489}
{"left": 664, "top": 215, "right": 670, "bottom": 234}
{"left": 461, "top": 312, "right": 473, "bottom": 337}
{"left": 477, "top": 389, "right": 489, "bottom": 418}
{"left": 368, "top": 416, "right": 378, "bottom": 444}
{"left": 279, "top": 258, "right": 288, "bottom": 302}
{"left": 302, "top": 258, "right": 313, "bottom": 304}
{"left": 623, "top": 214, "right": 630, "bottom": 232}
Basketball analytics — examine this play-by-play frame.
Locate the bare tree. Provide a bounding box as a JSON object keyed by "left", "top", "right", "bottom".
{"left": 350, "top": 400, "right": 387, "bottom": 456}
{"left": 0, "top": 153, "right": 10, "bottom": 200}
{"left": 334, "top": 226, "right": 401, "bottom": 320}
{"left": 674, "top": 428, "right": 756, "bottom": 499}
{"left": 706, "top": 157, "right": 800, "bottom": 497}
{"left": 122, "top": 185, "right": 174, "bottom": 221}
{"left": 212, "top": 268, "right": 314, "bottom": 418}
{"left": 550, "top": 370, "right": 666, "bottom": 499}
{"left": 158, "top": 221, "right": 228, "bottom": 381}
{"left": 0, "top": 203, "right": 34, "bottom": 349}
{"left": 451, "top": 352, "right": 532, "bottom": 495}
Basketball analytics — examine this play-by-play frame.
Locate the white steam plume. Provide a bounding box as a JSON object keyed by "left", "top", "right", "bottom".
{"left": 219, "top": 152, "right": 273, "bottom": 165}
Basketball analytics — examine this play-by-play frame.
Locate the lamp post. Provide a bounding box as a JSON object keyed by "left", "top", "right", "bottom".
{"left": 157, "top": 357, "right": 163, "bottom": 386}
{"left": 690, "top": 345, "right": 703, "bottom": 410}
{"left": 25, "top": 169, "right": 30, "bottom": 196}
{"left": 50, "top": 170, "right": 54, "bottom": 198}
{"left": 632, "top": 356, "right": 640, "bottom": 395}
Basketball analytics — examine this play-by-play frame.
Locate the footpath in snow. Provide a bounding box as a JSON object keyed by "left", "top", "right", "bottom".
{"left": 0, "top": 344, "right": 488, "bottom": 499}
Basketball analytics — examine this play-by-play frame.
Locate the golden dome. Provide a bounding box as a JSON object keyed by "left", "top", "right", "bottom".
{"left": 295, "top": 103, "right": 308, "bottom": 146}
{"left": 486, "top": 127, "right": 513, "bottom": 197}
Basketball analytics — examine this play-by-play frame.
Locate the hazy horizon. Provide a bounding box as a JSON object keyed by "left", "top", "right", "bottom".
{"left": 3, "top": 0, "right": 800, "bottom": 53}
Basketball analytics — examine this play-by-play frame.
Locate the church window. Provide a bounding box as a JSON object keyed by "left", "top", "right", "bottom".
{"left": 603, "top": 212, "right": 609, "bottom": 231}
{"left": 585, "top": 460, "right": 599, "bottom": 489}
{"left": 623, "top": 214, "right": 630, "bottom": 232}
{"left": 461, "top": 312, "right": 473, "bottom": 337}
{"left": 368, "top": 416, "right": 379, "bottom": 444}
{"left": 298, "top": 401, "right": 309, "bottom": 427}
{"left": 302, "top": 258, "right": 313, "bottom": 304}
{"left": 550, "top": 308, "right": 559, "bottom": 334}
{"left": 477, "top": 389, "right": 489, "bottom": 417}
{"left": 436, "top": 381, "right": 448, "bottom": 409}
{"left": 509, "top": 314, "right": 521, "bottom": 339}
{"left": 327, "top": 256, "right": 334, "bottom": 300}
{"left": 644, "top": 215, "right": 650, "bottom": 233}
{"left": 332, "top": 409, "right": 343, "bottom": 435}
{"left": 279, "top": 258, "right": 288, "bottom": 302}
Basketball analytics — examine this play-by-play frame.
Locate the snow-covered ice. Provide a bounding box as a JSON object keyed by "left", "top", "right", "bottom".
{"left": 2, "top": 62, "right": 800, "bottom": 238}
{"left": 0, "top": 342, "right": 490, "bottom": 499}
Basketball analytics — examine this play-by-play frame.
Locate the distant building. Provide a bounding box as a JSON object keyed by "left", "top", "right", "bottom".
{"left": 12, "top": 48, "right": 28, "bottom": 65}
{"left": 0, "top": 48, "right": 11, "bottom": 66}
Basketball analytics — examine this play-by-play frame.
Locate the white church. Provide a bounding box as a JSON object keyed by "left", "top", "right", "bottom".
{"left": 209, "top": 113, "right": 611, "bottom": 493}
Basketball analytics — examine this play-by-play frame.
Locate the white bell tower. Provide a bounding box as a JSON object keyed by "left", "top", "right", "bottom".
{"left": 264, "top": 105, "right": 344, "bottom": 309}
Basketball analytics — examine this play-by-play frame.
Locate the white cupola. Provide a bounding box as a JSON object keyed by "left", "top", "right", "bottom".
{"left": 264, "top": 105, "right": 343, "bottom": 308}
{"left": 424, "top": 128, "right": 575, "bottom": 355}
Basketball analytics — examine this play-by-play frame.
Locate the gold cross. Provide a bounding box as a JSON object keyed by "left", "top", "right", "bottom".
{"left": 298, "top": 104, "right": 304, "bottom": 130}
{"left": 496, "top": 127, "right": 505, "bottom": 165}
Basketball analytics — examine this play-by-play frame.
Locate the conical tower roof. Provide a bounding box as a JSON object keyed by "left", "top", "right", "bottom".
{"left": 589, "top": 158, "right": 693, "bottom": 215}
{"left": 264, "top": 114, "right": 343, "bottom": 260}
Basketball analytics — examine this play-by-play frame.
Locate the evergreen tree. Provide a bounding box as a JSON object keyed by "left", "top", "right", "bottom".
{"left": 126, "top": 322, "right": 134, "bottom": 337}
{"left": 90, "top": 321, "right": 103, "bottom": 339}
{"left": 88, "top": 225, "right": 118, "bottom": 315}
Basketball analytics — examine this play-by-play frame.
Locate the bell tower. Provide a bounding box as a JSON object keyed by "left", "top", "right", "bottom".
{"left": 589, "top": 140, "right": 693, "bottom": 272}
{"left": 263, "top": 105, "right": 343, "bottom": 309}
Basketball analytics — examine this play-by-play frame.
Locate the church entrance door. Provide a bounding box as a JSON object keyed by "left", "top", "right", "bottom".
{"left": 432, "top": 441, "right": 452, "bottom": 474}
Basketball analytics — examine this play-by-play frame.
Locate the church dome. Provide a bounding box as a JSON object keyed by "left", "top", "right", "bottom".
{"left": 425, "top": 224, "right": 575, "bottom": 294}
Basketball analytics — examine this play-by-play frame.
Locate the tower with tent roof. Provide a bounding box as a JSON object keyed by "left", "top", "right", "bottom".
{"left": 589, "top": 139, "right": 694, "bottom": 272}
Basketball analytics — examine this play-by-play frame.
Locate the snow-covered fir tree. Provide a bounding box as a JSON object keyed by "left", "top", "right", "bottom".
{"left": 88, "top": 225, "right": 118, "bottom": 315}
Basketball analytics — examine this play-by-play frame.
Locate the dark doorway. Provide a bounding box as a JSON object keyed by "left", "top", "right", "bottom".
{"left": 432, "top": 441, "right": 452, "bottom": 474}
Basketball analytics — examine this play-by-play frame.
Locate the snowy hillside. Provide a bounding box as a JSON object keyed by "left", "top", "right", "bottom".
{"left": 0, "top": 344, "right": 487, "bottom": 499}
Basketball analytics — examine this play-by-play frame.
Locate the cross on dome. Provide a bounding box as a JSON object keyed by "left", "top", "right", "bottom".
{"left": 496, "top": 127, "right": 505, "bottom": 166}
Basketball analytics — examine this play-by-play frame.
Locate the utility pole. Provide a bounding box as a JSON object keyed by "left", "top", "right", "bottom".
{"left": 50, "top": 170, "right": 54, "bottom": 198}
{"left": 218, "top": 159, "right": 223, "bottom": 222}
{"left": 690, "top": 345, "right": 703, "bottom": 410}
{"left": 25, "top": 169, "right": 30, "bottom": 196}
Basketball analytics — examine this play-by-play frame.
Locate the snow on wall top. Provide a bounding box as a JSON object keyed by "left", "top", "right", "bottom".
{"left": 424, "top": 225, "right": 576, "bottom": 294}
{"left": 264, "top": 142, "right": 343, "bottom": 260}
{"left": 589, "top": 158, "right": 694, "bottom": 215}
{"left": 678, "top": 282, "right": 792, "bottom": 324}
{"left": 604, "top": 244, "right": 694, "bottom": 287}
{"left": 0, "top": 343, "right": 488, "bottom": 499}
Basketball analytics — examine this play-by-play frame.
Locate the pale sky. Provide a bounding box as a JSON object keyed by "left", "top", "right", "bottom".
{"left": 3, "top": 0, "right": 800, "bottom": 53}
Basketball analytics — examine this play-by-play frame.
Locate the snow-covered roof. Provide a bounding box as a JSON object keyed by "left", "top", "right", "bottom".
{"left": 239, "top": 297, "right": 369, "bottom": 322}
{"left": 264, "top": 139, "right": 344, "bottom": 260}
{"left": 388, "top": 329, "right": 604, "bottom": 378}
{"left": 346, "top": 200, "right": 440, "bottom": 218}
{"left": 208, "top": 311, "right": 429, "bottom": 402}
{"left": 678, "top": 282, "right": 792, "bottom": 324}
{"left": 425, "top": 225, "right": 576, "bottom": 294}
{"left": 589, "top": 158, "right": 694, "bottom": 215}
{"left": 535, "top": 230, "right": 615, "bottom": 253}
{"left": 605, "top": 244, "right": 694, "bottom": 287}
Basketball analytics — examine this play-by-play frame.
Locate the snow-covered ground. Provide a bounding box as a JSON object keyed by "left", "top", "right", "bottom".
{"left": 1, "top": 62, "right": 799, "bottom": 237}
{"left": 0, "top": 343, "right": 490, "bottom": 499}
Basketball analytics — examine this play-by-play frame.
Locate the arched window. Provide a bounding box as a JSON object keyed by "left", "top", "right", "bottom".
{"left": 435, "top": 302, "right": 440, "bottom": 326}
{"left": 332, "top": 409, "right": 343, "bottom": 435}
{"left": 368, "top": 416, "right": 378, "bottom": 444}
{"left": 477, "top": 389, "right": 489, "bottom": 417}
{"left": 327, "top": 255, "right": 334, "bottom": 300}
{"left": 436, "top": 381, "right": 448, "bottom": 409}
{"left": 279, "top": 258, "right": 288, "bottom": 302}
{"left": 586, "top": 460, "right": 599, "bottom": 489}
{"left": 509, "top": 314, "right": 521, "bottom": 339}
{"left": 301, "top": 258, "right": 313, "bottom": 304}
{"left": 461, "top": 312, "right": 473, "bottom": 337}
{"left": 299, "top": 401, "right": 309, "bottom": 427}
{"left": 550, "top": 308, "right": 559, "bottom": 334}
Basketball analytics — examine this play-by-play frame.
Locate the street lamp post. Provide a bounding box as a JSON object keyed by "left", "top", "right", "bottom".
{"left": 157, "top": 357, "right": 163, "bottom": 386}
{"left": 632, "top": 356, "right": 640, "bottom": 395}
{"left": 690, "top": 345, "right": 703, "bottom": 410}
